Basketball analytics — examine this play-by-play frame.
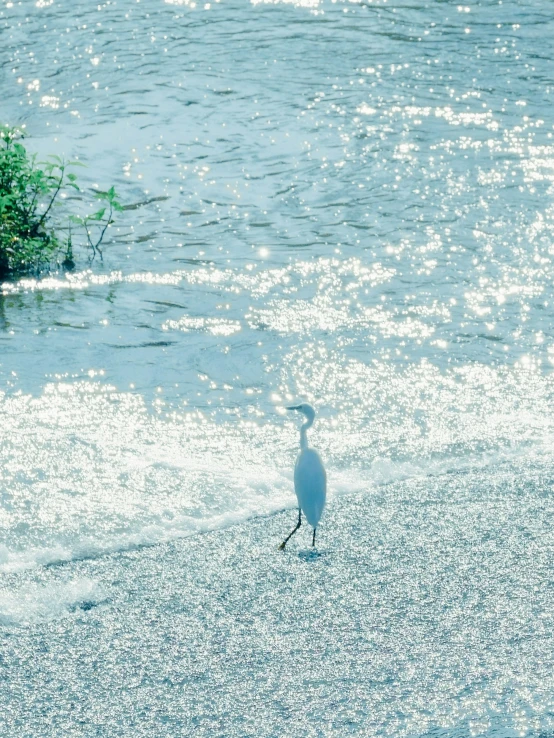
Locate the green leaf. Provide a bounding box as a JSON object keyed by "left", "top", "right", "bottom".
{"left": 0, "top": 125, "right": 123, "bottom": 279}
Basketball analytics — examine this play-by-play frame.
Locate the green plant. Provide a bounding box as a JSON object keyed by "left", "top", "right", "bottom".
{"left": 0, "top": 125, "right": 122, "bottom": 280}
{"left": 69, "top": 186, "right": 123, "bottom": 263}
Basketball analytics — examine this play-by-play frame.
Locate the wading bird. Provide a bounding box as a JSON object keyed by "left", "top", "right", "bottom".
{"left": 279, "top": 403, "right": 327, "bottom": 550}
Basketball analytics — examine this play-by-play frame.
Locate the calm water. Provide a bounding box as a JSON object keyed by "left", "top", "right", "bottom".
{"left": 1, "top": 0, "right": 554, "bottom": 734}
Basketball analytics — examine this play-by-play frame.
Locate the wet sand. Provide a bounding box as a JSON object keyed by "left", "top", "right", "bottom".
{"left": 3, "top": 461, "right": 554, "bottom": 737}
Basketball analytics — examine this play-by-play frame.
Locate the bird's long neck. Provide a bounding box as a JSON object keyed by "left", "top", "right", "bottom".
{"left": 300, "top": 417, "right": 313, "bottom": 450}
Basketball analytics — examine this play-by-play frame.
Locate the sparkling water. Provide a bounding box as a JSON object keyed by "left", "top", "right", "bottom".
{"left": 1, "top": 0, "right": 554, "bottom": 735}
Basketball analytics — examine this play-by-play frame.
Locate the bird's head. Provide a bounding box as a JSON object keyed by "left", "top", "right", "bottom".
{"left": 286, "top": 402, "right": 316, "bottom": 423}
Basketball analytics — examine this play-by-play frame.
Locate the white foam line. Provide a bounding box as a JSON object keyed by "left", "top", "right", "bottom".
{"left": 1, "top": 442, "right": 550, "bottom": 575}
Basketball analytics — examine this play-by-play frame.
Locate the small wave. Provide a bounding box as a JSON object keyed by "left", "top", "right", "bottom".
{"left": 1, "top": 442, "right": 548, "bottom": 576}
{"left": 0, "top": 578, "right": 106, "bottom": 626}
{"left": 0, "top": 506, "right": 278, "bottom": 573}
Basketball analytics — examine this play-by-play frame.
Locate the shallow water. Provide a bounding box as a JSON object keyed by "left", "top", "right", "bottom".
{"left": 4, "top": 463, "right": 554, "bottom": 738}
{"left": 1, "top": 0, "right": 554, "bottom": 734}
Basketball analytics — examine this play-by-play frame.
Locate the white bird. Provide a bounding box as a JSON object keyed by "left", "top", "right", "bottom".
{"left": 279, "top": 403, "right": 327, "bottom": 550}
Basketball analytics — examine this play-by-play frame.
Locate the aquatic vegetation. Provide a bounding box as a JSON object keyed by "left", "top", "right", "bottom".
{"left": 0, "top": 125, "right": 122, "bottom": 280}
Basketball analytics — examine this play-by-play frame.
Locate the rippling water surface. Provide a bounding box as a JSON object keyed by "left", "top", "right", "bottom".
{"left": 1, "top": 0, "right": 554, "bottom": 735}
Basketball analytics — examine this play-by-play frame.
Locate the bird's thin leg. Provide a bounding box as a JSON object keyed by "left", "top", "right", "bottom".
{"left": 279, "top": 509, "right": 302, "bottom": 550}
{"left": 312, "top": 528, "right": 316, "bottom": 547}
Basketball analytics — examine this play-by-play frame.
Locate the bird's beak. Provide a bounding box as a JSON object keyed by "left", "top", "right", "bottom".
{"left": 286, "top": 405, "right": 300, "bottom": 411}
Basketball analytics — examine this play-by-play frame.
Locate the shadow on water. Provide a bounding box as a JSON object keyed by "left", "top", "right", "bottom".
{"left": 69, "top": 599, "right": 106, "bottom": 614}
{"left": 0, "top": 295, "right": 7, "bottom": 332}
{"left": 297, "top": 548, "right": 327, "bottom": 563}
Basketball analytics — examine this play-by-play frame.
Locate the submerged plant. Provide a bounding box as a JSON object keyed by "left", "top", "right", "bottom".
{"left": 0, "top": 125, "right": 123, "bottom": 280}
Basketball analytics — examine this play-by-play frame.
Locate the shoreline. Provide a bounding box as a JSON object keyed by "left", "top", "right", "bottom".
{"left": 3, "top": 464, "right": 554, "bottom": 737}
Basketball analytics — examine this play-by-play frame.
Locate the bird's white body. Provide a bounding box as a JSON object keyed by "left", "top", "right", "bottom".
{"left": 294, "top": 448, "right": 326, "bottom": 528}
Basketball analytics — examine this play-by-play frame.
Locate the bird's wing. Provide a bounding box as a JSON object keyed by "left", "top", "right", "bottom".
{"left": 294, "top": 449, "right": 327, "bottom": 528}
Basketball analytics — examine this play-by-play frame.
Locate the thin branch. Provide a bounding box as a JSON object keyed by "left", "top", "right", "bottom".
{"left": 34, "top": 167, "right": 64, "bottom": 233}
{"left": 92, "top": 202, "right": 113, "bottom": 260}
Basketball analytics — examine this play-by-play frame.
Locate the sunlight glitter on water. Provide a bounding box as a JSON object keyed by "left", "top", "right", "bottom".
{"left": 2, "top": 0, "right": 554, "bottom": 732}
